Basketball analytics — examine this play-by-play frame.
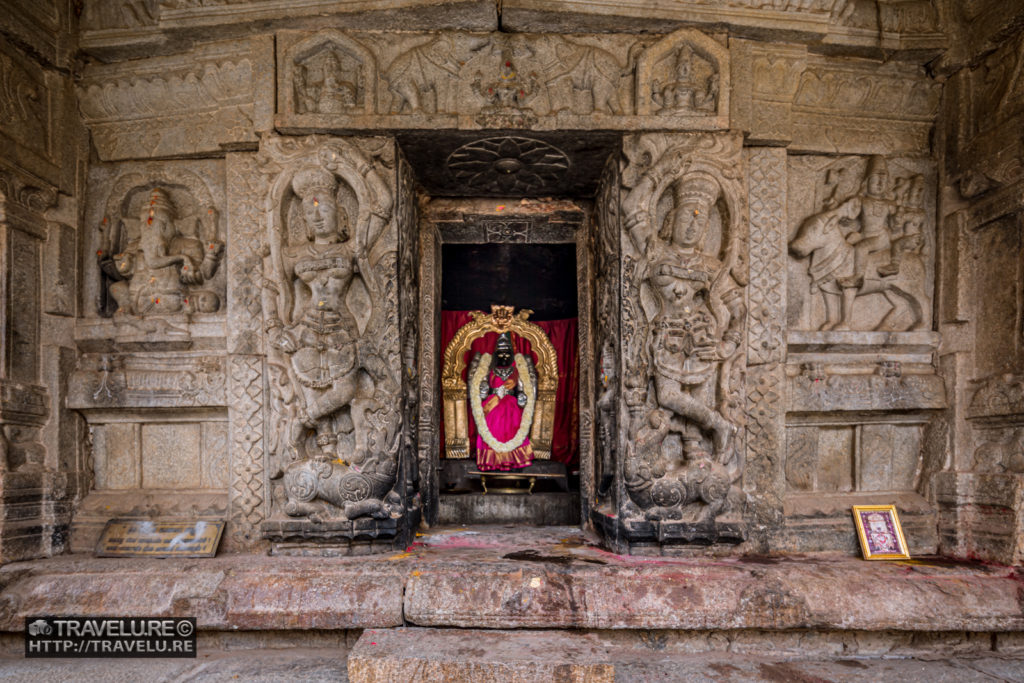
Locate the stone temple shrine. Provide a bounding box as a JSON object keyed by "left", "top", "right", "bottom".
{"left": 1, "top": 0, "right": 1024, "bottom": 678}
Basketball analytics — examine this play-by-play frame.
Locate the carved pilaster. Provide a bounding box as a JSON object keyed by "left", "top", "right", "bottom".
{"left": 596, "top": 132, "right": 749, "bottom": 553}
{"left": 255, "top": 135, "right": 414, "bottom": 554}
{"left": 742, "top": 149, "right": 788, "bottom": 540}
{"left": 227, "top": 354, "right": 266, "bottom": 549}
{"left": 0, "top": 167, "right": 60, "bottom": 562}
{"left": 746, "top": 148, "right": 786, "bottom": 366}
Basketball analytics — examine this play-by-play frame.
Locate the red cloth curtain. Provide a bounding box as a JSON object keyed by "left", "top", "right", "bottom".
{"left": 440, "top": 311, "right": 579, "bottom": 467}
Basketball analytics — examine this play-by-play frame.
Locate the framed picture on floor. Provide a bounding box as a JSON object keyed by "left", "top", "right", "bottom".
{"left": 852, "top": 504, "right": 910, "bottom": 560}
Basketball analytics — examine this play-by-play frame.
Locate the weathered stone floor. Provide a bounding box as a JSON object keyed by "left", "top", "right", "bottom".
{"left": 0, "top": 525, "right": 1021, "bottom": 680}
{"left": 0, "top": 647, "right": 1022, "bottom": 682}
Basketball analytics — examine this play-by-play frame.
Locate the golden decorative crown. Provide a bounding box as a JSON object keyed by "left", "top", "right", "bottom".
{"left": 491, "top": 304, "right": 515, "bottom": 327}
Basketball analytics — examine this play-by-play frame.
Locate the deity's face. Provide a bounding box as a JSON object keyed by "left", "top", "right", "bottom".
{"left": 301, "top": 193, "right": 342, "bottom": 242}
{"left": 495, "top": 348, "right": 514, "bottom": 367}
{"left": 909, "top": 183, "right": 924, "bottom": 207}
{"left": 674, "top": 46, "right": 693, "bottom": 79}
{"left": 866, "top": 172, "right": 889, "bottom": 198}
{"left": 668, "top": 197, "right": 712, "bottom": 248}
{"left": 141, "top": 206, "right": 176, "bottom": 244}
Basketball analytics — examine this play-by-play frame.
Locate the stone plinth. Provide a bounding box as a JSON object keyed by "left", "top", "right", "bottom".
{"left": 1, "top": 526, "right": 1021, "bottom": 635}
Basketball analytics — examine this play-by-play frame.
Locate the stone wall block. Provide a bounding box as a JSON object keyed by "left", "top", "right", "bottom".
{"left": 78, "top": 38, "right": 272, "bottom": 161}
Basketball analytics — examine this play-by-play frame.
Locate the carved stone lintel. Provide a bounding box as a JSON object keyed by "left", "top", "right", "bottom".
{"left": 732, "top": 39, "right": 939, "bottom": 154}
{"left": 79, "top": 38, "right": 271, "bottom": 161}
{"left": 788, "top": 373, "right": 946, "bottom": 413}
{"left": 67, "top": 355, "right": 227, "bottom": 410}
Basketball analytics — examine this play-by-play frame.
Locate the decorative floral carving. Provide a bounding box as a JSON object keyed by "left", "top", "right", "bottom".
{"left": 446, "top": 136, "right": 570, "bottom": 195}
{"left": 969, "top": 374, "right": 1024, "bottom": 420}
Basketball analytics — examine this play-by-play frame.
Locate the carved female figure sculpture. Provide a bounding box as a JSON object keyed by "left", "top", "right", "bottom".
{"left": 467, "top": 332, "right": 537, "bottom": 471}
{"left": 263, "top": 146, "right": 398, "bottom": 522}
{"left": 627, "top": 173, "right": 744, "bottom": 464}
{"left": 621, "top": 159, "right": 747, "bottom": 525}
{"left": 99, "top": 186, "right": 224, "bottom": 316}
{"left": 267, "top": 166, "right": 371, "bottom": 463}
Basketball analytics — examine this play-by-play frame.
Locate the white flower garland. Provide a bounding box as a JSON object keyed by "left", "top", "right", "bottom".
{"left": 469, "top": 352, "right": 536, "bottom": 453}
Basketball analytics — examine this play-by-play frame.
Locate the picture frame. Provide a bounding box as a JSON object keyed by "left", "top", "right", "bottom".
{"left": 851, "top": 505, "right": 910, "bottom": 560}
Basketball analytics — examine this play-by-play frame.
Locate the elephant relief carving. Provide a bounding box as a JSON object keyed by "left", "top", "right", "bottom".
{"left": 542, "top": 39, "right": 628, "bottom": 115}
{"left": 384, "top": 35, "right": 491, "bottom": 114}
{"left": 263, "top": 141, "right": 402, "bottom": 522}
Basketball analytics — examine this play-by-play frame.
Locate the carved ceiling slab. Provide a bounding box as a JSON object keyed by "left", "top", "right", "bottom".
{"left": 399, "top": 130, "right": 620, "bottom": 197}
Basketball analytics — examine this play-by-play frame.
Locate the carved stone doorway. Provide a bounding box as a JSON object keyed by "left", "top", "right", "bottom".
{"left": 416, "top": 197, "right": 596, "bottom": 528}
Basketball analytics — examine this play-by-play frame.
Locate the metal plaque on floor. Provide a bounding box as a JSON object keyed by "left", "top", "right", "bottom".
{"left": 95, "top": 519, "right": 225, "bottom": 558}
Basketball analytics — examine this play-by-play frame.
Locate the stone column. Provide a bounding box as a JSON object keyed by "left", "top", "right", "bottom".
{"left": 0, "top": 170, "right": 61, "bottom": 562}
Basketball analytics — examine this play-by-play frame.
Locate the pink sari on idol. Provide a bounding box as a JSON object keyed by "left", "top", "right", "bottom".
{"left": 476, "top": 366, "right": 534, "bottom": 471}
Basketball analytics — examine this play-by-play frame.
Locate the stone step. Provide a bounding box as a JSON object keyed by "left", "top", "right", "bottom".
{"left": 347, "top": 627, "right": 1024, "bottom": 683}
{"left": 1, "top": 526, "right": 1022, "bottom": 634}
{"left": 437, "top": 492, "right": 581, "bottom": 526}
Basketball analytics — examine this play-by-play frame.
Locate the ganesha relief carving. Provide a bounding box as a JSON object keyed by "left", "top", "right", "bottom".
{"left": 788, "top": 155, "right": 932, "bottom": 332}
{"left": 620, "top": 134, "right": 748, "bottom": 526}
{"left": 262, "top": 138, "right": 401, "bottom": 522}
{"left": 96, "top": 172, "right": 224, "bottom": 317}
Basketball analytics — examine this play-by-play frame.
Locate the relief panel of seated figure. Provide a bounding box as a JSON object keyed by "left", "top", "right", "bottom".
{"left": 98, "top": 186, "right": 224, "bottom": 316}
